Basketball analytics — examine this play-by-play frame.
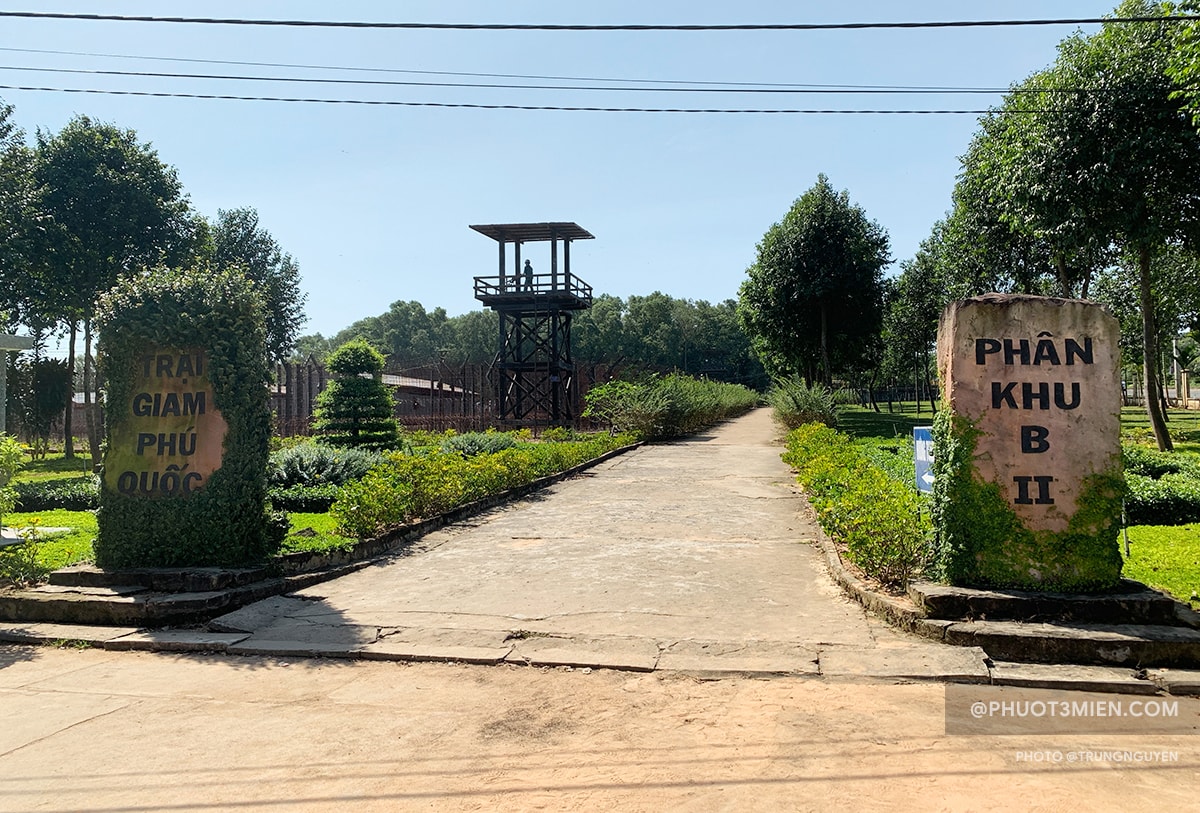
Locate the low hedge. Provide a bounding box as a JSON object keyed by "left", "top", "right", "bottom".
{"left": 1125, "top": 472, "right": 1200, "bottom": 526}
{"left": 267, "top": 483, "right": 341, "bottom": 513}
{"left": 583, "top": 374, "right": 758, "bottom": 440}
{"left": 14, "top": 476, "right": 100, "bottom": 512}
{"left": 782, "top": 423, "right": 929, "bottom": 586}
{"left": 332, "top": 433, "right": 634, "bottom": 539}
{"left": 1122, "top": 445, "right": 1200, "bottom": 526}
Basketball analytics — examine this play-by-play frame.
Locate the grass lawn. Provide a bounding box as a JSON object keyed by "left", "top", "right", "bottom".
{"left": 3, "top": 509, "right": 97, "bottom": 573}
{"left": 1122, "top": 525, "right": 1200, "bottom": 609}
{"left": 0, "top": 507, "right": 357, "bottom": 583}
{"left": 1120, "top": 406, "right": 1200, "bottom": 452}
{"left": 838, "top": 404, "right": 937, "bottom": 439}
{"left": 12, "top": 452, "right": 96, "bottom": 483}
{"left": 282, "top": 511, "right": 358, "bottom": 555}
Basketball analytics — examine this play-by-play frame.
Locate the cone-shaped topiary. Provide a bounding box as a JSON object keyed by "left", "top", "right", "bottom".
{"left": 313, "top": 339, "right": 399, "bottom": 451}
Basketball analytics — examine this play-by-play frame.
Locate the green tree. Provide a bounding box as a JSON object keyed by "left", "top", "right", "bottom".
{"left": 313, "top": 339, "right": 399, "bottom": 450}
{"left": 33, "top": 115, "right": 199, "bottom": 459}
{"left": 445, "top": 309, "right": 498, "bottom": 365}
{"left": 0, "top": 100, "right": 40, "bottom": 329}
{"left": 738, "top": 175, "right": 891, "bottom": 383}
{"left": 574, "top": 294, "right": 628, "bottom": 366}
{"left": 975, "top": 1, "right": 1200, "bottom": 450}
{"left": 1168, "top": 0, "right": 1200, "bottom": 128}
{"left": 207, "top": 207, "right": 307, "bottom": 363}
{"left": 333, "top": 300, "right": 453, "bottom": 369}
{"left": 13, "top": 356, "right": 71, "bottom": 458}
{"left": 883, "top": 223, "right": 955, "bottom": 413}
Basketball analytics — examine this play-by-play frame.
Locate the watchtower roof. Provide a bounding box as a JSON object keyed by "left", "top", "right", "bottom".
{"left": 469, "top": 222, "right": 594, "bottom": 243}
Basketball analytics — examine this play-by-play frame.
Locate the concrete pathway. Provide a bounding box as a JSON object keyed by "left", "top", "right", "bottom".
{"left": 210, "top": 409, "right": 988, "bottom": 680}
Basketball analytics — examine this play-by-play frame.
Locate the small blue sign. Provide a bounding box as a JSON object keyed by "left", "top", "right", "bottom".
{"left": 914, "top": 427, "right": 934, "bottom": 494}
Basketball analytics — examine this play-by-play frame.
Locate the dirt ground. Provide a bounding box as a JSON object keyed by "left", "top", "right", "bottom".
{"left": 1, "top": 646, "right": 1196, "bottom": 812}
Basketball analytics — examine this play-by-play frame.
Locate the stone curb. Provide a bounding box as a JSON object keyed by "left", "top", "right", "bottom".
{"left": 806, "top": 502, "right": 1200, "bottom": 675}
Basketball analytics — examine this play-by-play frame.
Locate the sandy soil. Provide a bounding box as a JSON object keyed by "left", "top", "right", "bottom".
{"left": 1, "top": 646, "right": 1196, "bottom": 812}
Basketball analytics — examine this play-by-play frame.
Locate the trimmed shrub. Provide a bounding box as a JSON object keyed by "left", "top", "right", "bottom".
{"left": 1122, "top": 445, "right": 1198, "bottom": 479}
{"left": 267, "top": 483, "right": 341, "bottom": 513}
{"left": 312, "top": 339, "right": 399, "bottom": 451}
{"left": 583, "top": 374, "right": 758, "bottom": 440}
{"left": 14, "top": 476, "right": 100, "bottom": 512}
{"left": 1125, "top": 472, "right": 1200, "bottom": 526}
{"left": 332, "top": 433, "right": 632, "bottom": 539}
{"left": 783, "top": 423, "right": 929, "bottom": 586}
{"left": 268, "top": 443, "right": 382, "bottom": 488}
{"left": 766, "top": 376, "right": 840, "bottom": 429}
{"left": 441, "top": 431, "right": 520, "bottom": 457}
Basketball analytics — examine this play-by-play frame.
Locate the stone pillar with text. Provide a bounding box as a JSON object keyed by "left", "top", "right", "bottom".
{"left": 932, "top": 294, "right": 1124, "bottom": 592}
{"left": 95, "top": 269, "right": 275, "bottom": 569}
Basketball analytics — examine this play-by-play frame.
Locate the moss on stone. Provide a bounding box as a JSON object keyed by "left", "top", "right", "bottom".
{"left": 931, "top": 410, "right": 1123, "bottom": 592}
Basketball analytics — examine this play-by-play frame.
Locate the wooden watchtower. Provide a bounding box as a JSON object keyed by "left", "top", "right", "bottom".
{"left": 471, "top": 222, "right": 594, "bottom": 427}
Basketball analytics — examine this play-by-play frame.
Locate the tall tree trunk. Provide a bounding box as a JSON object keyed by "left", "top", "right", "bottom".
{"left": 926, "top": 350, "right": 937, "bottom": 414}
{"left": 83, "top": 318, "right": 102, "bottom": 465}
{"left": 1139, "top": 244, "right": 1173, "bottom": 452}
{"left": 63, "top": 321, "right": 76, "bottom": 459}
{"left": 1055, "top": 253, "right": 1071, "bottom": 298}
{"left": 819, "top": 301, "right": 830, "bottom": 385}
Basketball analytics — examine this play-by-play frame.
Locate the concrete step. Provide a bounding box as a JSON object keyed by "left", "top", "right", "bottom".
{"left": 909, "top": 579, "right": 1182, "bottom": 626}
{"left": 937, "top": 619, "right": 1200, "bottom": 668}
{"left": 49, "top": 564, "right": 275, "bottom": 592}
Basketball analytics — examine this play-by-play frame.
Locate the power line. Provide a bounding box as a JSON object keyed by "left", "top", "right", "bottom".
{"left": 0, "top": 65, "right": 1020, "bottom": 94}
{"left": 0, "top": 84, "right": 1059, "bottom": 113}
{"left": 0, "top": 46, "right": 1016, "bottom": 91}
{"left": 0, "top": 11, "right": 1194, "bottom": 31}
{"left": 0, "top": 64, "right": 1181, "bottom": 97}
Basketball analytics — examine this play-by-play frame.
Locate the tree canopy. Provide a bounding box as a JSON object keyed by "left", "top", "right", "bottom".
{"left": 207, "top": 206, "right": 308, "bottom": 363}
{"left": 956, "top": 0, "right": 1200, "bottom": 450}
{"left": 738, "top": 175, "right": 890, "bottom": 383}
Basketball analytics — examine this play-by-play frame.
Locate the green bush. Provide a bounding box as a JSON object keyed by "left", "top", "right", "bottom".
{"left": 0, "top": 434, "right": 22, "bottom": 525}
{"left": 14, "top": 476, "right": 100, "bottom": 511}
{"left": 766, "top": 376, "right": 840, "bottom": 429}
{"left": 268, "top": 443, "right": 382, "bottom": 488}
{"left": 267, "top": 483, "right": 341, "bottom": 512}
{"left": 0, "top": 522, "right": 50, "bottom": 586}
{"left": 540, "top": 426, "right": 577, "bottom": 442}
{"left": 332, "top": 433, "right": 631, "bottom": 539}
{"left": 583, "top": 374, "right": 758, "bottom": 440}
{"left": 1122, "top": 445, "right": 1200, "bottom": 478}
{"left": 441, "top": 431, "right": 520, "bottom": 457}
{"left": 312, "top": 339, "right": 399, "bottom": 451}
{"left": 1125, "top": 472, "right": 1200, "bottom": 525}
{"left": 783, "top": 423, "right": 929, "bottom": 586}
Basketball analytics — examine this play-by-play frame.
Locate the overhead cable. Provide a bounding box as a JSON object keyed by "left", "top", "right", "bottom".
{"left": 0, "top": 84, "right": 1075, "bottom": 113}
{"left": 0, "top": 11, "right": 1194, "bottom": 31}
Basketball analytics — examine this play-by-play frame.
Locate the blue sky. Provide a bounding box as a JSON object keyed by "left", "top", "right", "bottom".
{"left": 0, "top": 1, "right": 1111, "bottom": 338}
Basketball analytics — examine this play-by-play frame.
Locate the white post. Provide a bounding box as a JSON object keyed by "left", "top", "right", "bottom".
{"left": 0, "top": 335, "right": 35, "bottom": 434}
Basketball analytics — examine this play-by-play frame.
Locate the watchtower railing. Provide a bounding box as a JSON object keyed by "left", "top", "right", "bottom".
{"left": 473, "top": 271, "right": 593, "bottom": 308}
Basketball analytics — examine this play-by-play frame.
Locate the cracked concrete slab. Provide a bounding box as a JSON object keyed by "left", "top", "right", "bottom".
{"left": 103, "top": 631, "right": 250, "bottom": 653}
{"left": 818, "top": 644, "right": 991, "bottom": 682}
{"left": 656, "top": 639, "right": 821, "bottom": 677}
{"left": 506, "top": 635, "right": 660, "bottom": 672}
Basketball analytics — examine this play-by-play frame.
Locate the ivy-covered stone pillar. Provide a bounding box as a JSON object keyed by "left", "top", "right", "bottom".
{"left": 932, "top": 294, "right": 1123, "bottom": 592}
{"left": 95, "top": 268, "right": 279, "bottom": 568}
